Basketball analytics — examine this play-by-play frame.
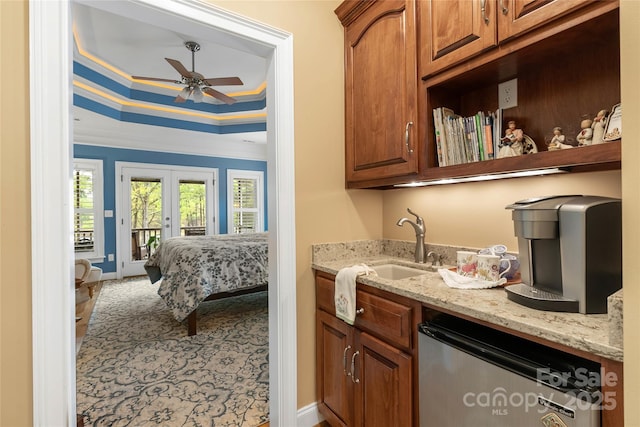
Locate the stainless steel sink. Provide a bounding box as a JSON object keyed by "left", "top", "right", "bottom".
{"left": 372, "top": 264, "right": 429, "bottom": 280}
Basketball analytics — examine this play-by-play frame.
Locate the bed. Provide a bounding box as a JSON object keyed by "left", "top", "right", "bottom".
{"left": 144, "top": 232, "right": 268, "bottom": 335}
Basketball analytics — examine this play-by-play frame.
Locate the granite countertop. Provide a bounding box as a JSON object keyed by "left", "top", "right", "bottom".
{"left": 312, "top": 240, "right": 623, "bottom": 362}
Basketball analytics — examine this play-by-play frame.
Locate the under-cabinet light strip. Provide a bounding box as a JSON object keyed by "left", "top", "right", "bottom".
{"left": 394, "top": 168, "right": 567, "bottom": 187}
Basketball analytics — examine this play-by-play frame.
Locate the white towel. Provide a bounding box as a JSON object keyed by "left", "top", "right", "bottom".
{"left": 335, "top": 264, "right": 376, "bottom": 325}
{"left": 438, "top": 268, "right": 506, "bottom": 289}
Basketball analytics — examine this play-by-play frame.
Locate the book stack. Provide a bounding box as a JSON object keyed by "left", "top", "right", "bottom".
{"left": 433, "top": 107, "right": 503, "bottom": 167}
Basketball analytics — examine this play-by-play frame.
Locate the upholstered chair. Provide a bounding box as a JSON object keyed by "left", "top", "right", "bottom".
{"left": 75, "top": 259, "right": 92, "bottom": 319}
{"left": 75, "top": 259, "right": 92, "bottom": 285}
{"left": 75, "top": 259, "right": 103, "bottom": 298}
{"left": 84, "top": 264, "right": 102, "bottom": 298}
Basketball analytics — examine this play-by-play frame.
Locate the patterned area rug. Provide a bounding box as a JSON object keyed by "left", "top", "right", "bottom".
{"left": 76, "top": 277, "right": 269, "bottom": 426}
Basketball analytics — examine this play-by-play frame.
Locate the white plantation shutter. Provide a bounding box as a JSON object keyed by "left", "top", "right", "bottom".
{"left": 73, "top": 159, "right": 104, "bottom": 259}
{"left": 74, "top": 168, "right": 95, "bottom": 251}
{"left": 227, "top": 170, "right": 264, "bottom": 234}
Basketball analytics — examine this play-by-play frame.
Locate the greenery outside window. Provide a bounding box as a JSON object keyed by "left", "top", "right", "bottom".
{"left": 227, "top": 169, "right": 264, "bottom": 234}
{"left": 74, "top": 159, "right": 104, "bottom": 260}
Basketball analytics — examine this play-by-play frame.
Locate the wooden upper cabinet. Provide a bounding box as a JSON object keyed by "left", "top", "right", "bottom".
{"left": 337, "top": 0, "right": 419, "bottom": 185}
{"left": 419, "top": 0, "right": 600, "bottom": 78}
{"left": 339, "top": 0, "right": 619, "bottom": 189}
{"left": 419, "top": 0, "right": 498, "bottom": 78}
{"left": 498, "top": 0, "right": 597, "bottom": 41}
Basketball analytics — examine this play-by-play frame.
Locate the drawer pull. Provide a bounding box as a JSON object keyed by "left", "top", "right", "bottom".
{"left": 480, "top": 0, "right": 490, "bottom": 24}
{"left": 405, "top": 122, "right": 414, "bottom": 154}
{"left": 343, "top": 345, "right": 352, "bottom": 375}
{"left": 355, "top": 308, "right": 365, "bottom": 315}
{"left": 350, "top": 351, "right": 360, "bottom": 383}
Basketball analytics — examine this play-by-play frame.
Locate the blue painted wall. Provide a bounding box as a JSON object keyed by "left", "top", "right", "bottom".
{"left": 74, "top": 144, "right": 268, "bottom": 273}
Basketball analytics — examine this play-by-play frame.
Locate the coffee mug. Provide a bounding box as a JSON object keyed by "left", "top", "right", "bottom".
{"left": 456, "top": 251, "right": 478, "bottom": 277}
{"left": 500, "top": 254, "right": 519, "bottom": 279}
{"left": 479, "top": 244, "right": 507, "bottom": 257}
{"left": 477, "top": 254, "right": 511, "bottom": 282}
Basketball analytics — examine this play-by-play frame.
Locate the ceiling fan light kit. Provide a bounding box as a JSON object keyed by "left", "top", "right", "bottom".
{"left": 192, "top": 86, "right": 204, "bottom": 103}
{"left": 132, "top": 41, "right": 243, "bottom": 105}
{"left": 177, "top": 86, "right": 191, "bottom": 102}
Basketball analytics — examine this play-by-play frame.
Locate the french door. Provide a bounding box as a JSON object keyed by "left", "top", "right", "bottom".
{"left": 117, "top": 162, "right": 218, "bottom": 277}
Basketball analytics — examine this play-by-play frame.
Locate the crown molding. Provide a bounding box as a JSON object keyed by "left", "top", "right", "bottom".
{"left": 74, "top": 125, "right": 268, "bottom": 161}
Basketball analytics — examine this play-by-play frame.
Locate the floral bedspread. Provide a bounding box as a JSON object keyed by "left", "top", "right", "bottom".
{"left": 144, "top": 232, "right": 268, "bottom": 321}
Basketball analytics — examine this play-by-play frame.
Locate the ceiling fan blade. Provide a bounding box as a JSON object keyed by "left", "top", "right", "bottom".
{"left": 165, "top": 58, "right": 192, "bottom": 79}
{"left": 174, "top": 87, "right": 192, "bottom": 103}
{"left": 131, "top": 76, "right": 181, "bottom": 84}
{"left": 202, "top": 77, "right": 244, "bottom": 86}
{"left": 203, "top": 87, "right": 237, "bottom": 105}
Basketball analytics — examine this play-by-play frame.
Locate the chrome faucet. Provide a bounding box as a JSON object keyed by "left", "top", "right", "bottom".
{"left": 396, "top": 208, "right": 426, "bottom": 263}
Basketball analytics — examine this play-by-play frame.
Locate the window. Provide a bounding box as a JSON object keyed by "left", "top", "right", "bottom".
{"left": 227, "top": 170, "right": 264, "bottom": 234}
{"left": 73, "top": 159, "right": 104, "bottom": 260}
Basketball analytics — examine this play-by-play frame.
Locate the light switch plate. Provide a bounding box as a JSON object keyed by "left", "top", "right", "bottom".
{"left": 498, "top": 78, "right": 518, "bottom": 109}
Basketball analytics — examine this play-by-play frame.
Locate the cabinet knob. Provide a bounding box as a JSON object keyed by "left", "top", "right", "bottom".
{"left": 356, "top": 308, "right": 365, "bottom": 315}
{"left": 405, "top": 122, "right": 414, "bottom": 154}
{"left": 500, "top": 0, "right": 509, "bottom": 15}
{"left": 481, "top": 0, "right": 490, "bottom": 24}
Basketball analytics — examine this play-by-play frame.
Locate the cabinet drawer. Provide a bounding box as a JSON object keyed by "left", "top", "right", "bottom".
{"left": 316, "top": 274, "right": 337, "bottom": 315}
{"left": 316, "top": 272, "right": 414, "bottom": 349}
{"left": 355, "top": 289, "right": 413, "bottom": 349}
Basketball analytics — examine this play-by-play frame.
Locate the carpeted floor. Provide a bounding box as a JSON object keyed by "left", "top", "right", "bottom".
{"left": 76, "top": 276, "right": 269, "bottom": 426}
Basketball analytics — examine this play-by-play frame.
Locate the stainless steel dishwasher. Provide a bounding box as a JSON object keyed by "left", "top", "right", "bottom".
{"left": 418, "top": 313, "right": 602, "bottom": 427}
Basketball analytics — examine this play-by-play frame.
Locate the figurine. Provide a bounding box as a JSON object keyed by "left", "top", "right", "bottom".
{"left": 591, "top": 109, "right": 609, "bottom": 144}
{"left": 522, "top": 134, "right": 538, "bottom": 154}
{"left": 547, "top": 127, "right": 573, "bottom": 150}
{"left": 577, "top": 118, "right": 594, "bottom": 146}
{"left": 497, "top": 120, "right": 524, "bottom": 158}
{"left": 498, "top": 120, "right": 537, "bottom": 157}
{"left": 605, "top": 127, "right": 621, "bottom": 141}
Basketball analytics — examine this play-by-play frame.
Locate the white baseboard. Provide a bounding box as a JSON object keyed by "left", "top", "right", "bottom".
{"left": 101, "top": 272, "right": 117, "bottom": 281}
{"left": 297, "top": 402, "right": 324, "bottom": 426}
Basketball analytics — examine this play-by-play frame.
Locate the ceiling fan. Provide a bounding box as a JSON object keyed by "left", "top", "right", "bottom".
{"left": 132, "top": 41, "right": 244, "bottom": 105}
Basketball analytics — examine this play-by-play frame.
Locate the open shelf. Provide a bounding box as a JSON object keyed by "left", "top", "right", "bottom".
{"left": 415, "top": 7, "right": 621, "bottom": 187}
{"left": 422, "top": 140, "right": 620, "bottom": 181}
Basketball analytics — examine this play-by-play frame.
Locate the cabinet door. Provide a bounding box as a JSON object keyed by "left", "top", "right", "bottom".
{"left": 353, "top": 331, "right": 413, "bottom": 427}
{"left": 344, "top": 0, "right": 418, "bottom": 184}
{"left": 497, "top": 0, "right": 595, "bottom": 42}
{"left": 317, "top": 310, "right": 354, "bottom": 427}
{"left": 419, "top": 0, "right": 497, "bottom": 78}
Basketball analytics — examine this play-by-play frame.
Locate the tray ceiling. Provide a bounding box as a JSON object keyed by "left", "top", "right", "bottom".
{"left": 72, "top": 2, "right": 268, "bottom": 150}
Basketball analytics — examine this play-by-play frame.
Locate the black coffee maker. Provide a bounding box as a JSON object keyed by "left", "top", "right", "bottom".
{"left": 505, "top": 195, "right": 622, "bottom": 313}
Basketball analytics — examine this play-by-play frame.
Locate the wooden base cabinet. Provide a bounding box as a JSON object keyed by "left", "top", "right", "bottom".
{"left": 317, "top": 310, "right": 412, "bottom": 427}
{"left": 315, "top": 271, "right": 419, "bottom": 427}
{"left": 316, "top": 310, "right": 353, "bottom": 427}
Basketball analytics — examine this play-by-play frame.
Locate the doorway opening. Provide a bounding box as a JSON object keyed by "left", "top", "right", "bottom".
{"left": 30, "top": 1, "right": 297, "bottom": 425}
